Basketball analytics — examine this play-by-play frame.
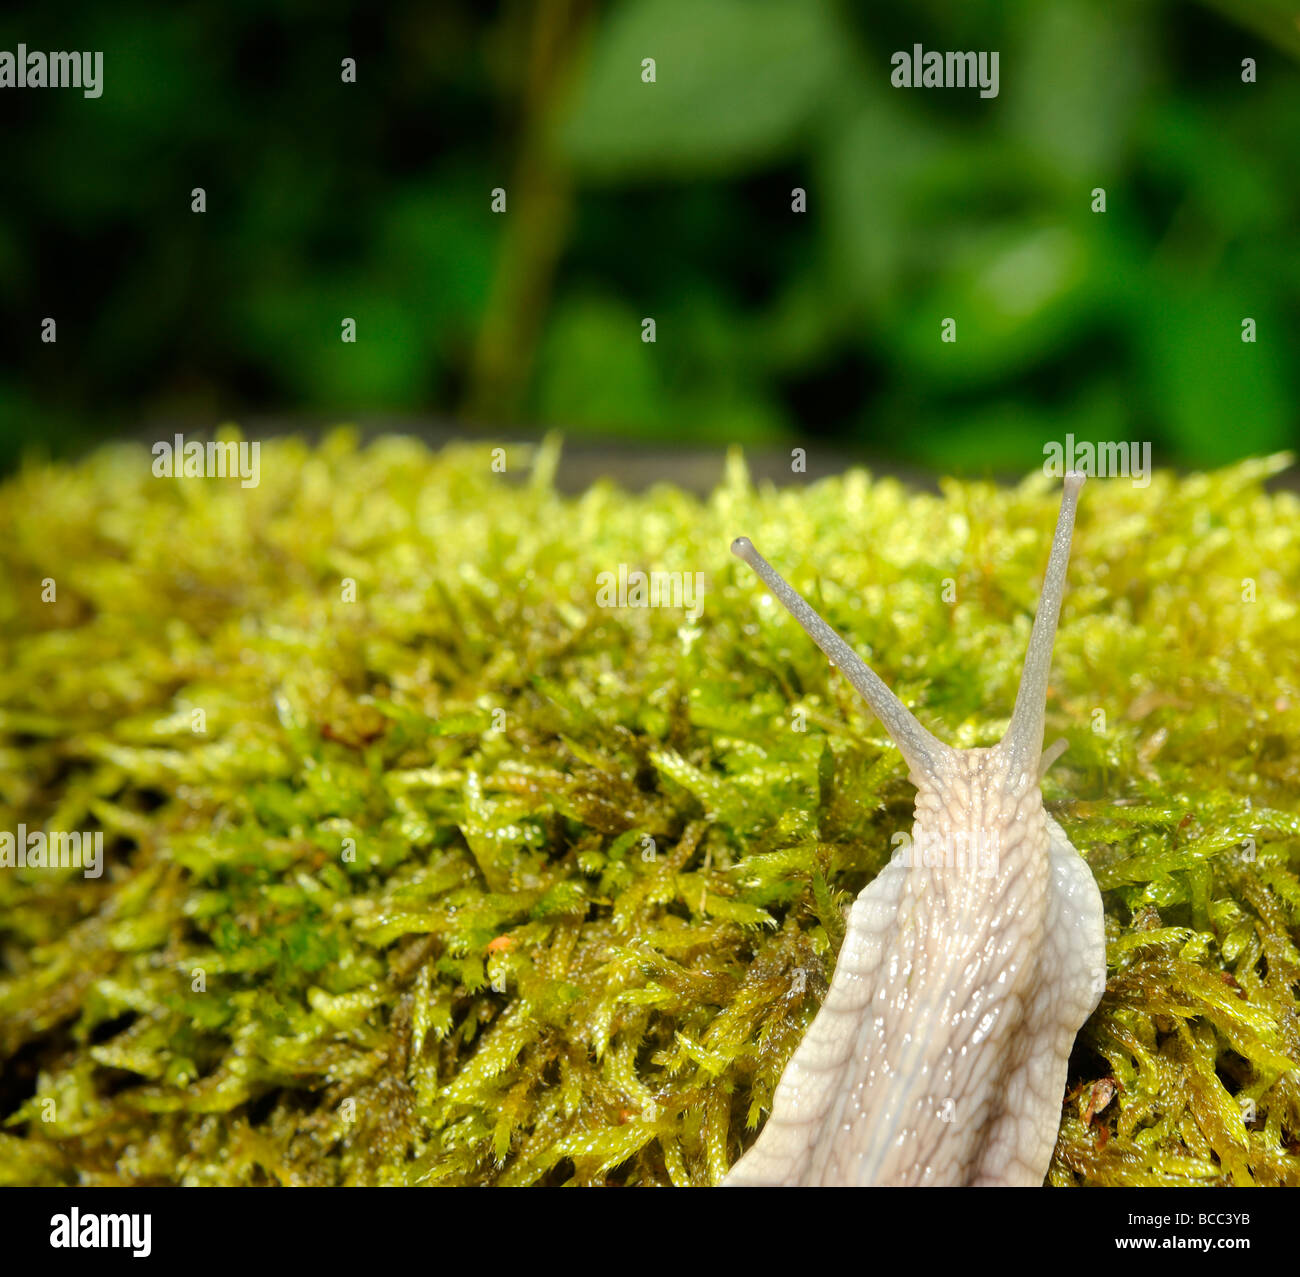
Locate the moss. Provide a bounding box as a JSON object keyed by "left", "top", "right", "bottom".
{"left": 1, "top": 430, "right": 1298, "bottom": 1186}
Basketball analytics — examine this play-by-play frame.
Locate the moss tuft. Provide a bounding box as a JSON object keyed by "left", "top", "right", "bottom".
{"left": 1, "top": 432, "right": 1298, "bottom": 1185}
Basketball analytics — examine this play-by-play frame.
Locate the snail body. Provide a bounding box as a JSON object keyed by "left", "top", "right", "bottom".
{"left": 726, "top": 474, "right": 1106, "bottom": 1187}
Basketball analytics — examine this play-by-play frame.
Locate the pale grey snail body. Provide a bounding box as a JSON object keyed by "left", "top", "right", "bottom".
{"left": 726, "top": 474, "right": 1106, "bottom": 1187}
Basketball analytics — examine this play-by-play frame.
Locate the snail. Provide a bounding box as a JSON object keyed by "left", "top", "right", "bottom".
{"left": 725, "top": 473, "right": 1106, "bottom": 1186}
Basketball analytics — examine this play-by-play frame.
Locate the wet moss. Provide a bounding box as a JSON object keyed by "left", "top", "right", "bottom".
{"left": 0, "top": 431, "right": 1297, "bottom": 1185}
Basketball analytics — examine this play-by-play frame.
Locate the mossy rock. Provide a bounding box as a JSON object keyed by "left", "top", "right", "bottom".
{"left": 1, "top": 431, "right": 1298, "bottom": 1186}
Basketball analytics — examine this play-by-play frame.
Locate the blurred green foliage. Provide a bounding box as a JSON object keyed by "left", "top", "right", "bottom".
{"left": 0, "top": 0, "right": 1296, "bottom": 471}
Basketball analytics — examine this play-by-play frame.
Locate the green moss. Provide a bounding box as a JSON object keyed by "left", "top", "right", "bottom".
{"left": 1, "top": 431, "right": 1298, "bottom": 1186}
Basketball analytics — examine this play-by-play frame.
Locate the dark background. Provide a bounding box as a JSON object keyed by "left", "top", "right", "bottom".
{"left": 1, "top": 0, "right": 1297, "bottom": 475}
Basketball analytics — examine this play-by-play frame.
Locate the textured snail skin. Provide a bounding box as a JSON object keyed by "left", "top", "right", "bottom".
{"left": 725, "top": 475, "right": 1106, "bottom": 1186}
{"left": 724, "top": 751, "right": 1105, "bottom": 1186}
